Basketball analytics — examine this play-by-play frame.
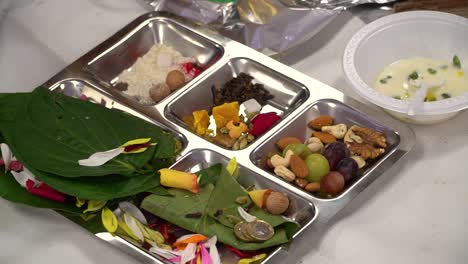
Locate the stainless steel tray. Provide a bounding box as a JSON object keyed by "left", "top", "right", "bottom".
{"left": 43, "top": 11, "right": 415, "bottom": 264}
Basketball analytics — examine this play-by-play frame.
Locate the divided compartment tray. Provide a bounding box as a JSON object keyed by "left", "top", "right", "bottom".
{"left": 41, "top": 11, "right": 416, "bottom": 264}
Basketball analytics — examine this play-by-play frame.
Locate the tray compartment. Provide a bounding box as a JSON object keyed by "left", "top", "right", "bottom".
{"left": 50, "top": 79, "right": 188, "bottom": 151}
{"left": 250, "top": 99, "right": 401, "bottom": 200}
{"left": 165, "top": 57, "right": 309, "bottom": 150}
{"left": 86, "top": 17, "right": 224, "bottom": 105}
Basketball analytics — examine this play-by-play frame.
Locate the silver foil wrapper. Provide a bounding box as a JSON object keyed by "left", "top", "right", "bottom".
{"left": 142, "top": 0, "right": 396, "bottom": 53}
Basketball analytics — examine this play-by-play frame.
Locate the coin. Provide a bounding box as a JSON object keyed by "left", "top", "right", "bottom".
{"left": 234, "top": 221, "right": 255, "bottom": 242}
{"left": 246, "top": 220, "right": 274, "bottom": 241}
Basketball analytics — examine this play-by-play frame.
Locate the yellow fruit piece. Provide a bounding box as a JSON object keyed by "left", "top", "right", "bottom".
{"left": 248, "top": 189, "right": 271, "bottom": 208}
{"left": 212, "top": 102, "right": 240, "bottom": 129}
{"left": 458, "top": 71, "right": 465, "bottom": 77}
{"left": 192, "top": 110, "right": 210, "bottom": 135}
{"left": 226, "top": 157, "right": 239, "bottom": 177}
{"left": 121, "top": 138, "right": 151, "bottom": 147}
{"left": 426, "top": 91, "right": 437, "bottom": 102}
{"left": 101, "top": 207, "right": 118, "bottom": 233}
{"left": 159, "top": 168, "right": 199, "bottom": 193}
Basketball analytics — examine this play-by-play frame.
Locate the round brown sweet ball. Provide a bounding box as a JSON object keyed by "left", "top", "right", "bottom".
{"left": 149, "top": 83, "right": 171, "bottom": 103}
{"left": 166, "top": 70, "right": 186, "bottom": 91}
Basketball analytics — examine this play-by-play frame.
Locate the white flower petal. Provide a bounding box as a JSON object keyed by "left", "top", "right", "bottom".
{"left": 180, "top": 243, "right": 197, "bottom": 264}
{"left": 1, "top": 143, "right": 12, "bottom": 170}
{"left": 238, "top": 207, "right": 256, "bottom": 222}
{"left": 119, "top": 201, "right": 147, "bottom": 225}
{"left": 11, "top": 167, "right": 40, "bottom": 188}
{"left": 123, "top": 213, "right": 144, "bottom": 243}
{"left": 78, "top": 147, "right": 124, "bottom": 167}
{"left": 149, "top": 246, "right": 180, "bottom": 260}
{"left": 204, "top": 236, "right": 220, "bottom": 264}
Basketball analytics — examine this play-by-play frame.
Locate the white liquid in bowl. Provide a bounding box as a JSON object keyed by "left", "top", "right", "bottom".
{"left": 374, "top": 57, "right": 467, "bottom": 101}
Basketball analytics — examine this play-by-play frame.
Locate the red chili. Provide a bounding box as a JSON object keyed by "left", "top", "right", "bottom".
{"left": 124, "top": 142, "right": 151, "bottom": 153}
{"left": 225, "top": 245, "right": 258, "bottom": 258}
{"left": 25, "top": 180, "right": 66, "bottom": 203}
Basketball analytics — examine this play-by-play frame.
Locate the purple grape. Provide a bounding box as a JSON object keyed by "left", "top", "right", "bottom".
{"left": 322, "top": 142, "right": 350, "bottom": 170}
{"left": 336, "top": 158, "right": 358, "bottom": 182}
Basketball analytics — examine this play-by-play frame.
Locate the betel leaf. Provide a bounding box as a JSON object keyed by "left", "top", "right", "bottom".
{"left": 196, "top": 163, "right": 222, "bottom": 187}
{"left": 10, "top": 88, "right": 178, "bottom": 177}
{"left": 141, "top": 166, "right": 298, "bottom": 251}
{"left": 0, "top": 168, "right": 81, "bottom": 214}
{"left": 60, "top": 211, "right": 106, "bottom": 234}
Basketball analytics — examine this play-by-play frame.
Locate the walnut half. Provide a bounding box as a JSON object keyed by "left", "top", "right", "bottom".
{"left": 345, "top": 126, "right": 387, "bottom": 160}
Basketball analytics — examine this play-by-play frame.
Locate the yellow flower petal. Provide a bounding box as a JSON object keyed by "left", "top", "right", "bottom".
{"left": 101, "top": 207, "right": 118, "bottom": 233}
{"left": 117, "top": 220, "right": 141, "bottom": 241}
{"left": 121, "top": 138, "right": 152, "bottom": 147}
{"left": 75, "top": 197, "right": 86, "bottom": 208}
{"left": 83, "top": 200, "right": 107, "bottom": 213}
{"left": 226, "top": 157, "right": 239, "bottom": 178}
{"left": 238, "top": 253, "right": 267, "bottom": 264}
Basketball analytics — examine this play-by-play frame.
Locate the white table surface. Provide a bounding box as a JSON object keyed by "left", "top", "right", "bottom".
{"left": 1, "top": 1, "right": 467, "bottom": 264}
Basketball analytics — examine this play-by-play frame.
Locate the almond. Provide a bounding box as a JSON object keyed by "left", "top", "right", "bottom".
{"left": 275, "top": 137, "right": 302, "bottom": 150}
{"left": 290, "top": 155, "right": 308, "bottom": 178}
{"left": 308, "top": 115, "right": 334, "bottom": 130}
{"left": 305, "top": 182, "right": 320, "bottom": 192}
{"left": 312, "top": 131, "right": 337, "bottom": 144}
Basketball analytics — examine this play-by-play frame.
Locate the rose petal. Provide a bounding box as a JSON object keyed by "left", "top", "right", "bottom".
{"left": 226, "top": 157, "right": 238, "bottom": 178}
{"left": 78, "top": 147, "right": 124, "bottom": 167}
{"left": 121, "top": 138, "right": 152, "bottom": 147}
{"left": 238, "top": 207, "right": 256, "bottom": 222}
{"left": 204, "top": 237, "right": 220, "bottom": 264}
{"left": 119, "top": 201, "right": 147, "bottom": 225}
{"left": 149, "top": 246, "right": 180, "bottom": 260}
{"left": 200, "top": 244, "right": 212, "bottom": 264}
{"left": 11, "top": 167, "right": 40, "bottom": 188}
{"left": 26, "top": 182, "right": 66, "bottom": 203}
{"left": 1, "top": 143, "right": 12, "bottom": 170}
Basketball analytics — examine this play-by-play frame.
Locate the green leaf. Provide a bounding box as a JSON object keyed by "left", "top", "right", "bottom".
{"left": 453, "top": 55, "right": 462, "bottom": 68}
{"left": 0, "top": 169, "right": 81, "bottom": 214}
{"left": 408, "top": 71, "right": 419, "bottom": 80}
{"left": 427, "top": 68, "right": 437, "bottom": 74}
{"left": 196, "top": 163, "right": 222, "bottom": 187}
{"left": 141, "top": 166, "right": 298, "bottom": 251}
{"left": 60, "top": 211, "right": 106, "bottom": 234}
{"left": 147, "top": 186, "right": 173, "bottom": 197}
{"left": 10, "top": 88, "right": 175, "bottom": 177}
{"left": 441, "top": 93, "right": 451, "bottom": 99}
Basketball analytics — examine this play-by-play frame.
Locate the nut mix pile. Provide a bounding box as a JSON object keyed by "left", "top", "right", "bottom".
{"left": 265, "top": 115, "right": 387, "bottom": 197}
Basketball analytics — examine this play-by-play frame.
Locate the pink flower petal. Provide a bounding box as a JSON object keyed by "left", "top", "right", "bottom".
{"left": 180, "top": 243, "right": 197, "bottom": 264}
{"left": 203, "top": 237, "right": 220, "bottom": 264}
{"left": 8, "top": 160, "right": 24, "bottom": 172}
{"left": 78, "top": 147, "right": 124, "bottom": 167}
{"left": 200, "top": 245, "right": 212, "bottom": 264}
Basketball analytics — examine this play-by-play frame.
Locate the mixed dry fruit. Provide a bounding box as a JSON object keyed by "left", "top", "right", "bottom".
{"left": 114, "top": 44, "right": 204, "bottom": 104}
{"left": 184, "top": 73, "right": 280, "bottom": 150}
{"left": 264, "top": 115, "right": 387, "bottom": 197}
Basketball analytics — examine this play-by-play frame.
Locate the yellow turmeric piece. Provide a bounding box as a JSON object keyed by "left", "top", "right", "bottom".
{"left": 192, "top": 109, "right": 210, "bottom": 135}
{"left": 212, "top": 102, "right": 240, "bottom": 129}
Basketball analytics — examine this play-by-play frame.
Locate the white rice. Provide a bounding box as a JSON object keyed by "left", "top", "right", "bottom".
{"left": 117, "top": 44, "right": 194, "bottom": 104}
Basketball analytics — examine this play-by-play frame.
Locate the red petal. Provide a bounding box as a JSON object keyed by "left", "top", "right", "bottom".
{"left": 224, "top": 245, "right": 258, "bottom": 258}
{"left": 249, "top": 112, "right": 281, "bottom": 137}
{"left": 123, "top": 142, "right": 151, "bottom": 153}
{"left": 26, "top": 180, "right": 66, "bottom": 203}
{"left": 9, "top": 160, "right": 24, "bottom": 172}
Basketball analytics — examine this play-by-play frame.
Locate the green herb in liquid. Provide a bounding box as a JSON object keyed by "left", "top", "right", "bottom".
{"left": 409, "top": 71, "right": 419, "bottom": 80}
{"left": 453, "top": 55, "right": 461, "bottom": 69}
{"left": 427, "top": 68, "right": 437, "bottom": 74}
{"left": 441, "top": 93, "right": 451, "bottom": 99}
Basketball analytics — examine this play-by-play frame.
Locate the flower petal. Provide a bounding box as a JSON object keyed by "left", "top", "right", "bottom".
{"left": 149, "top": 246, "right": 180, "bottom": 260}
{"left": 11, "top": 167, "right": 40, "bottom": 188}
{"left": 78, "top": 147, "right": 124, "bottom": 167}
{"left": 180, "top": 243, "right": 197, "bottom": 264}
{"left": 84, "top": 200, "right": 107, "bottom": 213}
{"left": 101, "top": 207, "right": 118, "bottom": 233}
{"left": 119, "top": 201, "right": 147, "bottom": 225}
{"left": 1, "top": 143, "right": 12, "bottom": 170}
{"left": 200, "top": 244, "right": 212, "bottom": 264}
{"left": 237, "top": 207, "right": 256, "bottom": 222}
{"left": 121, "top": 138, "right": 152, "bottom": 147}
{"left": 226, "top": 157, "right": 238, "bottom": 178}
{"left": 173, "top": 234, "right": 207, "bottom": 250}
{"left": 238, "top": 253, "right": 267, "bottom": 264}
{"left": 76, "top": 198, "right": 86, "bottom": 208}
{"left": 203, "top": 237, "right": 220, "bottom": 264}
{"left": 123, "top": 213, "right": 144, "bottom": 243}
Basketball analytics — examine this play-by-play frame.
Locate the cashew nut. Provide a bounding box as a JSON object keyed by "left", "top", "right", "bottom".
{"left": 270, "top": 150, "right": 294, "bottom": 168}
{"left": 304, "top": 137, "right": 324, "bottom": 152}
{"left": 351, "top": 155, "right": 366, "bottom": 169}
{"left": 344, "top": 125, "right": 363, "bottom": 143}
{"left": 321, "top": 124, "right": 347, "bottom": 139}
{"left": 274, "top": 165, "right": 296, "bottom": 182}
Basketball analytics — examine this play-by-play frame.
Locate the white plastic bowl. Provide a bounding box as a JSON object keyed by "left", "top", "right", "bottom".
{"left": 343, "top": 11, "right": 468, "bottom": 124}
